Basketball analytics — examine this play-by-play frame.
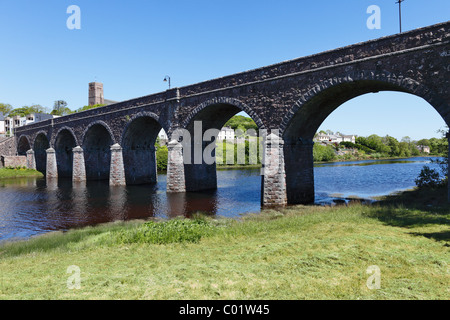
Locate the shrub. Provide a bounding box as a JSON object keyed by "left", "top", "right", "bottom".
{"left": 313, "top": 144, "right": 336, "bottom": 162}
{"left": 340, "top": 141, "right": 357, "bottom": 149}
{"left": 415, "top": 166, "right": 443, "bottom": 188}
{"left": 156, "top": 145, "right": 168, "bottom": 171}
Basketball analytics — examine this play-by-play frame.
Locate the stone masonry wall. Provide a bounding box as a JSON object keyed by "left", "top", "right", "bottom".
{"left": 1, "top": 156, "right": 27, "bottom": 168}
{"left": 0, "top": 137, "right": 17, "bottom": 157}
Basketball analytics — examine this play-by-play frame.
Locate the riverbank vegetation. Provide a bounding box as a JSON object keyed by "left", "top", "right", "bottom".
{"left": 0, "top": 167, "right": 43, "bottom": 179}
{"left": 0, "top": 185, "right": 448, "bottom": 300}
{"left": 314, "top": 132, "right": 448, "bottom": 162}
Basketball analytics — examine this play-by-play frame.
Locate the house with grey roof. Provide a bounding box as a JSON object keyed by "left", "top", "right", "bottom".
{"left": 0, "top": 112, "right": 5, "bottom": 136}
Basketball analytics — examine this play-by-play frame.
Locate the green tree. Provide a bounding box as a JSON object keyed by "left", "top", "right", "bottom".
{"left": 51, "top": 107, "right": 73, "bottom": 116}
{"left": 224, "top": 115, "right": 258, "bottom": 132}
{"left": 53, "top": 100, "right": 67, "bottom": 112}
{"left": 8, "top": 105, "right": 47, "bottom": 117}
{"left": 365, "top": 134, "right": 390, "bottom": 154}
{"left": 75, "top": 104, "right": 106, "bottom": 113}
{"left": 401, "top": 136, "right": 411, "bottom": 144}
{"left": 398, "top": 142, "right": 412, "bottom": 157}
{"left": 383, "top": 135, "right": 400, "bottom": 156}
{"left": 0, "top": 103, "right": 12, "bottom": 116}
{"left": 156, "top": 145, "right": 168, "bottom": 171}
{"left": 417, "top": 139, "right": 430, "bottom": 147}
{"left": 52, "top": 100, "right": 73, "bottom": 116}
{"left": 313, "top": 144, "right": 336, "bottom": 162}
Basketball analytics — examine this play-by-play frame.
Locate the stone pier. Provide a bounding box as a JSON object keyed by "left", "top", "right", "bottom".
{"left": 26, "top": 149, "right": 36, "bottom": 170}
{"left": 46, "top": 148, "right": 58, "bottom": 179}
{"left": 284, "top": 138, "right": 315, "bottom": 204}
{"left": 261, "top": 133, "right": 287, "bottom": 207}
{"left": 166, "top": 140, "right": 186, "bottom": 193}
{"left": 72, "top": 146, "right": 86, "bottom": 182}
{"left": 109, "top": 144, "right": 126, "bottom": 186}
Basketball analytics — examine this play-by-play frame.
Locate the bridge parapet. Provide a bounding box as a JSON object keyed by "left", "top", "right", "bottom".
{"left": 178, "top": 21, "right": 449, "bottom": 97}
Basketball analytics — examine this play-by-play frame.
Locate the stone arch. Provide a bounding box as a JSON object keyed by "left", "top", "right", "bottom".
{"left": 17, "top": 135, "right": 31, "bottom": 156}
{"left": 33, "top": 132, "right": 50, "bottom": 173}
{"left": 81, "top": 120, "right": 115, "bottom": 146}
{"left": 54, "top": 127, "right": 78, "bottom": 178}
{"left": 121, "top": 112, "right": 164, "bottom": 185}
{"left": 82, "top": 121, "right": 114, "bottom": 181}
{"left": 280, "top": 70, "right": 449, "bottom": 205}
{"left": 51, "top": 126, "right": 79, "bottom": 147}
{"left": 180, "top": 97, "right": 265, "bottom": 131}
{"left": 32, "top": 130, "right": 49, "bottom": 149}
{"left": 281, "top": 70, "right": 449, "bottom": 140}
{"left": 120, "top": 111, "right": 167, "bottom": 143}
{"left": 180, "top": 97, "right": 264, "bottom": 192}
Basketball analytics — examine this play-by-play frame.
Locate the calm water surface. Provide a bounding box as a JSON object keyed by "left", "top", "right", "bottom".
{"left": 0, "top": 157, "right": 441, "bottom": 242}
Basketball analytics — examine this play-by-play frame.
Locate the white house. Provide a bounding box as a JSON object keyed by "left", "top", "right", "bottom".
{"left": 416, "top": 145, "right": 431, "bottom": 154}
{"left": 4, "top": 113, "right": 57, "bottom": 136}
{"left": 0, "top": 112, "right": 5, "bottom": 136}
{"left": 158, "top": 129, "right": 168, "bottom": 145}
{"left": 25, "top": 113, "right": 54, "bottom": 125}
{"left": 315, "top": 133, "right": 356, "bottom": 144}
{"left": 217, "top": 127, "right": 235, "bottom": 141}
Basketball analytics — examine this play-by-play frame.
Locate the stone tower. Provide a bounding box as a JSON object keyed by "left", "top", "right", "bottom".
{"left": 89, "top": 82, "right": 104, "bottom": 106}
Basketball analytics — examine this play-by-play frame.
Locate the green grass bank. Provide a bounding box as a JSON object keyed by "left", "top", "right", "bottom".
{"left": 0, "top": 167, "right": 44, "bottom": 180}
{"left": 0, "top": 186, "right": 448, "bottom": 300}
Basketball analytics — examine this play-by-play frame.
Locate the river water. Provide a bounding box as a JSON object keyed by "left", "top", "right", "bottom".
{"left": 0, "top": 157, "right": 442, "bottom": 242}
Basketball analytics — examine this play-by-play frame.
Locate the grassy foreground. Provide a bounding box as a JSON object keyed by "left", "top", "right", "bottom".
{"left": 0, "top": 188, "right": 449, "bottom": 300}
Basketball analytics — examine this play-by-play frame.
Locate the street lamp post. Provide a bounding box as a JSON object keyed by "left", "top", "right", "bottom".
{"left": 163, "top": 76, "right": 171, "bottom": 89}
{"left": 396, "top": 0, "right": 405, "bottom": 33}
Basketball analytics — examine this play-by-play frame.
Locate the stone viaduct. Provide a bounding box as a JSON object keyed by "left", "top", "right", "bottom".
{"left": 13, "top": 22, "right": 450, "bottom": 206}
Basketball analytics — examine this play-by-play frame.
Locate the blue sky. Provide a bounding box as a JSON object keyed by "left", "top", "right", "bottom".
{"left": 0, "top": 0, "right": 448, "bottom": 140}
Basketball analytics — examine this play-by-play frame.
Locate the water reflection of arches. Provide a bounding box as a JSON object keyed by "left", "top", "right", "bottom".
{"left": 282, "top": 76, "right": 450, "bottom": 205}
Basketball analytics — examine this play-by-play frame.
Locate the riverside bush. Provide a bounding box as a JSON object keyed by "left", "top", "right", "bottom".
{"left": 114, "top": 218, "right": 216, "bottom": 244}
{"left": 313, "top": 144, "right": 336, "bottom": 162}
{"left": 415, "top": 165, "right": 443, "bottom": 188}
{"left": 156, "top": 145, "right": 168, "bottom": 171}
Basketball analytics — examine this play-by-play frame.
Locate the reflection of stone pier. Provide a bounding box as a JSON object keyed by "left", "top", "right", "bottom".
{"left": 72, "top": 181, "right": 87, "bottom": 220}
{"left": 108, "top": 185, "right": 127, "bottom": 220}
{"left": 167, "top": 191, "right": 218, "bottom": 218}
{"left": 166, "top": 192, "right": 187, "bottom": 218}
